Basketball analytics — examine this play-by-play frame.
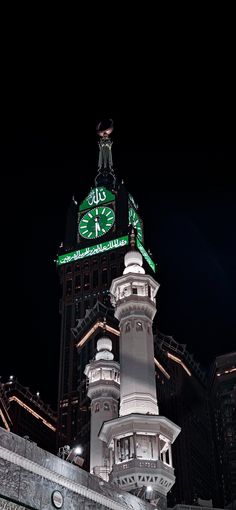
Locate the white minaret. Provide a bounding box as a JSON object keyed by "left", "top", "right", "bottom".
{"left": 117, "top": 248, "right": 159, "bottom": 417}
{"left": 99, "top": 237, "right": 181, "bottom": 507}
{"left": 84, "top": 334, "right": 120, "bottom": 481}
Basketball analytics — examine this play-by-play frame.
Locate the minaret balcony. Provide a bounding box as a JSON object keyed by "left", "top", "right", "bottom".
{"left": 110, "top": 273, "right": 159, "bottom": 308}
{"left": 99, "top": 413, "right": 180, "bottom": 495}
{"left": 99, "top": 414, "right": 181, "bottom": 448}
{"left": 110, "top": 457, "right": 175, "bottom": 496}
{"left": 114, "top": 295, "right": 157, "bottom": 321}
{"left": 87, "top": 379, "right": 120, "bottom": 400}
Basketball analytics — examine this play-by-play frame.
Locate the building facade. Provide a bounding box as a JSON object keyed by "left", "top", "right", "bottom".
{"left": 0, "top": 377, "right": 57, "bottom": 454}
{"left": 153, "top": 334, "right": 218, "bottom": 506}
{"left": 210, "top": 352, "right": 236, "bottom": 508}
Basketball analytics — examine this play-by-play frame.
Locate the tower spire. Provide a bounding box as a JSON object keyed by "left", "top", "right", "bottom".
{"left": 130, "top": 228, "right": 136, "bottom": 250}
{"left": 95, "top": 119, "right": 116, "bottom": 190}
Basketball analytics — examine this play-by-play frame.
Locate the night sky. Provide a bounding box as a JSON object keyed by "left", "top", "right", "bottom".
{"left": 4, "top": 111, "right": 236, "bottom": 409}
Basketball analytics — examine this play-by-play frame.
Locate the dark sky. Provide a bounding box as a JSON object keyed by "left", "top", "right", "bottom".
{"left": 3, "top": 111, "right": 236, "bottom": 409}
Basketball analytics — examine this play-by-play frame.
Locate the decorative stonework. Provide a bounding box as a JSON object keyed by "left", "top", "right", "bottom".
{"left": 0, "top": 496, "right": 26, "bottom": 510}
{"left": 0, "top": 444, "right": 124, "bottom": 509}
{"left": 51, "top": 490, "right": 64, "bottom": 508}
{"left": 0, "top": 431, "right": 153, "bottom": 510}
{"left": 0, "top": 458, "right": 21, "bottom": 497}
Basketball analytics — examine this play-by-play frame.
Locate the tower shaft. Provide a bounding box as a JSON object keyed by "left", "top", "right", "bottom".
{"left": 84, "top": 336, "right": 120, "bottom": 481}
{"left": 116, "top": 286, "right": 159, "bottom": 416}
{"left": 99, "top": 248, "right": 181, "bottom": 506}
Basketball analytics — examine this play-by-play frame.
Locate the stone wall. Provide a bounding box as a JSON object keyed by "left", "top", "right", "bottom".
{"left": 0, "top": 427, "right": 153, "bottom": 510}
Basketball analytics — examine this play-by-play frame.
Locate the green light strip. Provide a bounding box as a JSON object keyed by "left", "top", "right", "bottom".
{"left": 79, "top": 187, "right": 115, "bottom": 211}
{"left": 57, "top": 236, "right": 129, "bottom": 265}
{"left": 137, "top": 239, "right": 156, "bottom": 272}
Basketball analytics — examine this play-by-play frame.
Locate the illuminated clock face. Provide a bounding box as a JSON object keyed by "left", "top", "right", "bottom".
{"left": 79, "top": 206, "right": 115, "bottom": 239}
{"left": 129, "top": 208, "right": 143, "bottom": 241}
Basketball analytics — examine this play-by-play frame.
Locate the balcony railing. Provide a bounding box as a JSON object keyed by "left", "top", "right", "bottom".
{"left": 112, "top": 457, "right": 174, "bottom": 475}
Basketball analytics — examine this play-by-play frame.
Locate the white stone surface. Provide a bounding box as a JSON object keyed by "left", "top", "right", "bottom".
{"left": 0, "top": 427, "right": 153, "bottom": 510}
{"left": 85, "top": 338, "right": 120, "bottom": 481}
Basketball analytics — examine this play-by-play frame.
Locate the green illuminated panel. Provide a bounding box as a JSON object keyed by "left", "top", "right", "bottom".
{"left": 129, "top": 207, "right": 143, "bottom": 242}
{"left": 57, "top": 236, "right": 129, "bottom": 265}
{"left": 137, "top": 239, "right": 156, "bottom": 273}
{"left": 79, "top": 187, "right": 115, "bottom": 211}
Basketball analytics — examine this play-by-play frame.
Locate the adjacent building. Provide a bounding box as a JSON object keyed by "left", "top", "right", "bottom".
{"left": 0, "top": 376, "right": 57, "bottom": 454}
{"left": 210, "top": 352, "right": 236, "bottom": 508}
{"left": 153, "top": 333, "right": 218, "bottom": 506}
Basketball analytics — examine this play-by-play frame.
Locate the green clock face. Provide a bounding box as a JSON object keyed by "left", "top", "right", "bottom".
{"left": 129, "top": 208, "right": 143, "bottom": 241}
{"left": 79, "top": 206, "right": 115, "bottom": 239}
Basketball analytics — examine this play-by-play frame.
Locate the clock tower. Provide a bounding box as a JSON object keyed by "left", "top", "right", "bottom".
{"left": 57, "top": 121, "right": 156, "bottom": 464}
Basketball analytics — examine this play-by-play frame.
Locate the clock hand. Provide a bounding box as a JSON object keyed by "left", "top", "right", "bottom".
{"left": 95, "top": 217, "right": 101, "bottom": 237}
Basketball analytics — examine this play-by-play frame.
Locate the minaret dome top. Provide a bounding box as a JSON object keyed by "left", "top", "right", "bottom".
{"left": 95, "top": 336, "right": 114, "bottom": 361}
{"left": 123, "top": 250, "right": 145, "bottom": 275}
